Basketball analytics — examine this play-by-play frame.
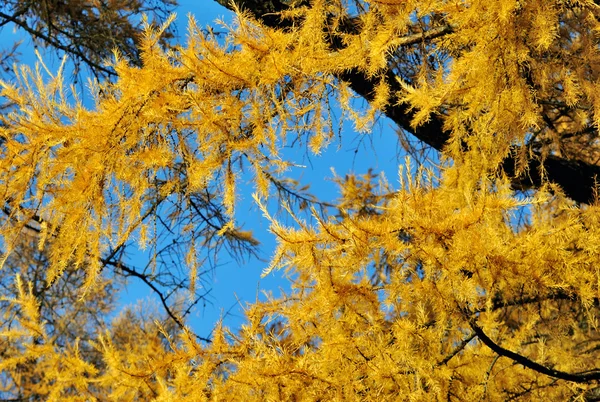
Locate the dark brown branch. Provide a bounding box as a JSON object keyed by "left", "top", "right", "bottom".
{"left": 0, "top": 6, "right": 27, "bottom": 28}
{"left": 219, "top": 0, "right": 600, "bottom": 205}
{"left": 100, "top": 256, "right": 212, "bottom": 344}
{"left": 436, "top": 332, "right": 476, "bottom": 367}
{"left": 0, "top": 10, "right": 115, "bottom": 77}
{"left": 467, "top": 317, "right": 600, "bottom": 383}
{"left": 0, "top": 205, "right": 213, "bottom": 343}
{"left": 488, "top": 289, "right": 600, "bottom": 312}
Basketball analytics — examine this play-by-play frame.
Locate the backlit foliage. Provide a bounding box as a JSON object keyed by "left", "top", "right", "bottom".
{"left": 1, "top": 0, "right": 600, "bottom": 400}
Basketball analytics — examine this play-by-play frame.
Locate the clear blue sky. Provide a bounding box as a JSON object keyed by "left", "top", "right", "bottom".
{"left": 0, "top": 1, "right": 405, "bottom": 339}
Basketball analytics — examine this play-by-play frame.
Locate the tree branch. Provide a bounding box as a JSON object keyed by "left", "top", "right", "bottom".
{"left": 218, "top": 0, "right": 600, "bottom": 205}
{"left": 488, "top": 289, "right": 599, "bottom": 313}
{"left": 0, "top": 10, "right": 115, "bottom": 77}
{"left": 467, "top": 316, "right": 600, "bottom": 383}
{"left": 436, "top": 332, "right": 476, "bottom": 367}
{"left": 100, "top": 256, "right": 212, "bottom": 344}
{"left": 0, "top": 205, "right": 213, "bottom": 343}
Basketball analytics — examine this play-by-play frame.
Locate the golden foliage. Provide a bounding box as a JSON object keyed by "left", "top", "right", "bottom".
{"left": 1, "top": 0, "right": 600, "bottom": 400}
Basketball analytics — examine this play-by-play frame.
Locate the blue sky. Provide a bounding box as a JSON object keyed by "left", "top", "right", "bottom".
{"left": 0, "top": 1, "right": 405, "bottom": 339}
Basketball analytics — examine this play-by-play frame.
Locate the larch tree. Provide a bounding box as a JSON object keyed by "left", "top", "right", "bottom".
{"left": 1, "top": 0, "right": 600, "bottom": 401}
{"left": 0, "top": 1, "right": 206, "bottom": 399}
